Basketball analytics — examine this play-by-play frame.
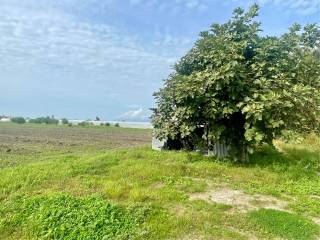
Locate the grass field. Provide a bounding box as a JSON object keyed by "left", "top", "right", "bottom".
{"left": 0, "top": 123, "right": 319, "bottom": 239}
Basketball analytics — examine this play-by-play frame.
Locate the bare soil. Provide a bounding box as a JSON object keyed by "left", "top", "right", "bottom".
{"left": 0, "top": 123, "right": 151, "bottom": 168}
{"left": 189, "top": 187, "right": 288, "bottom": 213}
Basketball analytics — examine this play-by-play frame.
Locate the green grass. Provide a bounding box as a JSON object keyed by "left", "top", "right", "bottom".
{"left": 0, "top": 123, "right": 319, "bottom": 239}
{"left": 0, "top": 194, "right": 149, "bottom": 240}
{"left": 249, "top": 209, "right": 319, "bottom": 240}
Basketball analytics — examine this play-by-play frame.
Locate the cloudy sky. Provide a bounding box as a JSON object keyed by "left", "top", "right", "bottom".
{"left": 0, "top": 0, "right": 319, "bottom": 121}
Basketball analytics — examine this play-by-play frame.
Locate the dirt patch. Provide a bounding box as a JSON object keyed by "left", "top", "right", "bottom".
{"left": 177, "top": 234, "right": 204, "bottom": 240}
{"left": 189, "top": 188, "right": 288, "bottom": 212}
{"left": 151, "top": 182, "right": 165, "bottom": 189}
{"left": 226, "top": 226, "right": 259, "bottom": 240}
{"left": 313, "top": 217, "right": 320, "bottom": 225}
{"left": 168, "top": 204, "right": 188, "bottom": 218}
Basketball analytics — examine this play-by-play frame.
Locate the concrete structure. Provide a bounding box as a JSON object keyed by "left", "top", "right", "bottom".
{"left": 208, "top": 142, "right": 230, "bottom": 158}
{"left": 152, "top": 136, "right": 165, "bottom": 150}
{"left": 152, "top": 134, "right": 230, "bottom": 159}
{"left": 0, "top": 117, "right": 11, "bottom": 122}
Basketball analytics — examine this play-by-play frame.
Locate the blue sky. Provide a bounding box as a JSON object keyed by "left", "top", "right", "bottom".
{"left": 0, "top": 0, "right": 319, "bottom": 121}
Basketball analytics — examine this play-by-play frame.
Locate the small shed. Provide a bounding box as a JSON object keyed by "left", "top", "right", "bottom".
{"left": 152, "top": 136, "right": 165, "bottom": 151}
{"left": 208, "top": 142, "right": 230, "bottom": 158}
{"left": 0, "top": 117, "right": 11, "bottom": 122}
{"left": 152, "top": 135, "right": 230, "bottom": 159}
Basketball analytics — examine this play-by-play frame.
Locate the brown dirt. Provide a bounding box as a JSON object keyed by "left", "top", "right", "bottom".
{"left": 0, "top": 123, "right": 151, "bottom": 168}
{"left": 0, "top": 124, "right": 151, "bottom": 149}
{"left": 313, "top": 217, "right": 320, "bottom": 225}
{"left": 151, "top": 182, "right": 165, "bottom": 189}
{"left": 189, "top": 187, "right": 288, "bottom": 212}
{"left": 177, "top": 234, "right": 204, "bottom": 240}
{"left": 226, "top": 226, "right": 259, "bottom": 240}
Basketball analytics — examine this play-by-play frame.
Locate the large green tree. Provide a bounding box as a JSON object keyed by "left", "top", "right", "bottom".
{"left": 152, "top": 4, "right": 320, "bottom": 160}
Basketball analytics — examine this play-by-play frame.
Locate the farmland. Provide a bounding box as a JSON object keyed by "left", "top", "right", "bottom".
{"left": 0, "top": 123, "right": 319, "bottom": 239}
{"left": 0, "top": 123, "right": 151, "bottom": 168}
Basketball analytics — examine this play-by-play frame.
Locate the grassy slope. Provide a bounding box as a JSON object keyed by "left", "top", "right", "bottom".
{"left": 0, "top": 123, "right": 319, "bottom": 239}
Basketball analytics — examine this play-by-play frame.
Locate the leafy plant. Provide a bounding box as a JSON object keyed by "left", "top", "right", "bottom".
{"left": 1, "top": 195, "right": 149, "bottom": 240}
{"left": 11, "top": 117, "right": 26, "bottom": 124}
{"left": 78, "top": 121, "right": 90, "bottom": 127}
{"left": 61, "top": 118, "right": 69, "bottom": 125}
{"left": 249, "top": 209, "right": 319, "bottom": 240}
{"left": 152, "top": 4, "right": 320, "bottom": 160}
{"left": 29, "top": 116, "right": 59, "bottom": 125}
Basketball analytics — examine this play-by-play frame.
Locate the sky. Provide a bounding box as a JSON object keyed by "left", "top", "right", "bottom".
{"left": 0, "top": 0, "right": 319, "bottom": 121}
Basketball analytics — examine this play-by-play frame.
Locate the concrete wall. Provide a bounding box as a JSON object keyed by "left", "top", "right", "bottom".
{"left": 152, "top": 136, "right": 165, "bottom": 150}
{"left": 152, "top": 135, "right": 230, "bottom": 159}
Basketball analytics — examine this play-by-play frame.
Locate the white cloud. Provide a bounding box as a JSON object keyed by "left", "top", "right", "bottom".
{"left": 0, "top": 0, "right": 196, "bottom": 119}
{"left": 197, "top": 3, "right": 209, "bottom": 12}
{"left": 0, "top": 1, "right": 182, "bottom": 83}
{"left": 236, "top": 0, "right": 320, "bottom": 15}
{"left": 128, "top": 0, "right": 209, "bottom": 13}
{"left": 124, "top": 108, "right": 144, "bottom": 117}
{"left": 268, "top": 0, "right": 319, "bottom": 15}
{"left": 129, "top": 0, "right": 144, "bottom": 6}
{"left": 120, "top": 108, "right": 151, "bottom": 121}
{"left": 185, "top": 0, "right": 201, "bottom": 9}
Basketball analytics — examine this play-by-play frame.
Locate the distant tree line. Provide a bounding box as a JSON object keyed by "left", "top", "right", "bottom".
{"left": 9, "top": 116, "right": 121, "bottom": 128}
{"left": 61, "top": 118, "right": 69, "bottom": 125}
{"left": 11, "top": 117, "right": 26, "bottom": 124}
{"left": 29, "top": 116, "right": 59, "bottom": 125}
{"left": 11, "top": 116, "right": 61, "bottom": 125}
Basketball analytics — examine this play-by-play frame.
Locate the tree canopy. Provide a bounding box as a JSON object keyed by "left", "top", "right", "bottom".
{"left": 152, "top": 4, "right": 320, "bottom": 160}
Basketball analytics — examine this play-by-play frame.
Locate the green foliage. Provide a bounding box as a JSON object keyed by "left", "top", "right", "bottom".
{"left": 100, "top": 122, "right": 111, "bottom": 127}
{"left": 115, "top": 123, "right": 120, "bottom": 127}
{"left": 11, "top": 117, "right": 26, "bottom": 124}
{"left": 78, "top": 121, "right": 90, "bottom": 126}
{"left": 1, "top": 195, "right": 148, "bottom": 240}
{"left": 249, "top": 209, "right": 319, "bottom": 240}
{"left": 29, "top": 116, "right": 59, "bottom": 125}
{"left": 152, "top": 4, "right": 320, "bottom": 160}
{"left": 61, "top": 118, "right": 69, "bottom": 125}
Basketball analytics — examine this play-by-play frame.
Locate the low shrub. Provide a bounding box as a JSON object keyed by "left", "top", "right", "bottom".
{"left": 0, "top": 194, "right": 149, "bottom": 240}
{"left": 249, "top": 209, "right": 319, "bottom": 240}
{"left": 61, "top": 118, "right": 69, "bottom": 125}
{"left": 11, "top": 117, "right": 26, "bottom": 124}
{"left": 29, "top": 116, "right": 59, "bottom": 125}
{"left": 78, "top": 121, "right": 90, "bottom": 127}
